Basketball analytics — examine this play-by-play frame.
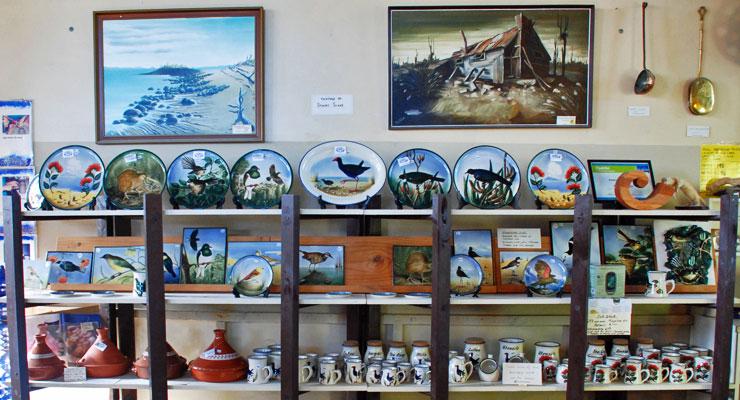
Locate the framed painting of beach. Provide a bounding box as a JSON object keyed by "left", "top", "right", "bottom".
{"left": 94, "top": 8, "right": 264, "bottom": 144}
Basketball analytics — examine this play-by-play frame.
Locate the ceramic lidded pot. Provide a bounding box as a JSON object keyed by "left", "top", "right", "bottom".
{"left": 190, "top": 329, "right": 247, "bottom": 382}
{"left": 132, "top": 342, "right": 187, "bottom": 379}
{"left": 77, "top": 328, "right": 130, "bottom": 378}
{"left": 28, "top": 334, "right": 66, "bottom": 380}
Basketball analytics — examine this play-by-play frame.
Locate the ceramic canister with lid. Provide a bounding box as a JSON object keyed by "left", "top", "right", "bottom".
{"left": 534, "top": 341, "right": 560, "bottom": 364}
{"left": 342, "top": 340, "right": 361, "bottom": 359}
{"left": 636, "top": 338, "right": 654, "bottom": 352}
{"left": 77, "top": 328, "right": 130, "bottom": 378}
{"left": 190, "top": 329, "right": 248, "bottom": 382}
{"left": 463, "top": 337, "right": 486, "bottom": 367}
{"left": 365, "top": 340, "right": 384, "bottom": 363}
{"left": 28, "top": 334, "right": 65, "bottom": 380}
{"left": 611, "top": 338, "right": 631, "bottom": 359}
{"left": 410, "top": 341, "right": 430, "bottom": 366}
{"left": 387, "top": 341, "right": 408, "bottom": 362}
{"left": 586, "top": 339, "right": 606, "bottom": 357}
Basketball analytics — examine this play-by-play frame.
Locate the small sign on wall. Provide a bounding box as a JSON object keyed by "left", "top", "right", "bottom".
{"left": 311, "top": 95, "right": 353, "bottom": 115}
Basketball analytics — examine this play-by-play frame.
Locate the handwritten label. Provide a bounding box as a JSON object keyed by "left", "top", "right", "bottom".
{"left": 64, "top": 367, "right": 87, "bottom": 382}
{"left": 497, "top": 228, "right": 542, "bottom": 249}
{"left": 556, "top": 116, "right": 576, "bottom": 125}
{"left": 251, "top": 152, "right": 265, "bottom": 162}
{"left": 192, "top": 151, "right": 205, "bottom": 160}
{"left": 124, "top": 153, "right": 138, "bottom": 163}
{"left": 311, "top": 95, "right": 353, "bottom": 115}
{"left": 397, "top": 156, "right": 412, "bottom": 167}
{"left": 627, "top": 106, "right": 650, "bottom": 117}
{"left": 232, "top": 123, "right": 254, "bottom": 134}
{"left": 94, "top": 341, "right": 108, "bottom": 352}
{"left": 700, "top": 144, "right": 740, "bottom": 196}
{"left": 62, "top": 149, "right": 75, "bottom": 158}
{"left": 334, "top": 146, "right": 347, "bottom": 155}
{"left": 687, "top": 125, "right": 710, "bottom": 137}
{"left": 502, "top": 363, "right": 542, "bottom": 385}
{"left": 587, "top": 298, "right": 632, "bottom": 335}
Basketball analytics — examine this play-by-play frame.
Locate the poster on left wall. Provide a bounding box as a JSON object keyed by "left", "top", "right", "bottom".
{"left": 0, "top": 100, "right": 33, "bottom": 167}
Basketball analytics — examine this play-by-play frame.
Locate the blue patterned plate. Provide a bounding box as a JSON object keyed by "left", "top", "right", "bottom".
{"left": 527, "top": 148, "right": 589, "bottom": 209}
{"left": 230, "top": 149, "right": 292, "bottom": 209}
{"left": 39, "top": 145, "right": 105, "bottom": 210}
{"left": 388, "top": 148, "right": 451, "bottom": 209}
{"left": 453, "top": 146, "right": 520, "bottom": 209}
{"left": 523, "top": 254, "right": 568, "bottom": 296}
{"left": 166, "top": 149, "right": 230, "bottom": 209}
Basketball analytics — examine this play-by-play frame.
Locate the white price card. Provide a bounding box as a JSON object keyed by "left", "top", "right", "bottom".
{"left": 502, "top": 363, "right": 543, "bottom": 385}
{"left": 311, "top": 95, "right": 353, "bottom": 115}
{"left": 556, "top": 116, "right": 576, "bottom": 125}
{"left": 628, "top": 105, "right": 650, "bottom": 117}
{"left": 587, "top": 298, "right": 632, "bottom": 336}
{"left": 64, "top": 367, "right": 87, "bottom": 382}
{"left": 496, "top": 228, "right": 542, "bottom": 249}
{"left": 687, "top": 125, "right": 710, "bottom": 137}
{"left": 232, "top": 123, "right": 254, "bottom": 134}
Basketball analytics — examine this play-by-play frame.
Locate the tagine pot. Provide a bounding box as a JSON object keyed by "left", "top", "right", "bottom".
{"left": 28, "top": 334, "right": 66, "bottom": 380}
{"left": 77, "top": 328, "right": 130, "bottom": 378}
{"left": 132, "top": 342, "right": 187, "bottom": 379}
{"left": 190, "top": 329, "right": 247, "bottom": 382}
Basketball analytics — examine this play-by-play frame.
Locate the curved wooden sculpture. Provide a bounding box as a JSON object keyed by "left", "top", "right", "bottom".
{"left": 615, "top": 171, "right": 676, "bottom": 210}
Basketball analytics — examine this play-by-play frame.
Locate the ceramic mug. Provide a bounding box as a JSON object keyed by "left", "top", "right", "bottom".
{"left": 662, "top": 352, "right": 681, "bottom": 368}
{"left": 640, "top": 348, "right": 661, "bottom": 361}
{"left": 366, "top": 363, "right": 382, "bottom": 385}
{"left": 690, "top": 346, "right": 710, "bottom": 357}
{"left": 556, "top": 363, "right": 569, "bottom": 384}
{"left": 463, "top": 337, "right": 486, "bottom": 367}
{"left": 646, "top": 359, "right": 669, "bottom": 384}
{"left": 646, "top": 271, "right": 676, "bottom": 297}
{"left": 365, "top": 340, "right": 384, "bottom": 364}
{"left": 397, "top": 362, "right": 412, "bottom": 384}
{"left": 305, "top": 353, "right": 319, "bottom": 377}
{"left": 604, "top": 356, "right": 623, "bottom": 377}
{"left": 319, "top": 358, "right": 342, "bottom": 385}
{"left": 535, "top": 341, "right": 560, "bottom": 364}
{"left": 661, "top": 346, "right": 681, "bottom": 354}
{"left": 449, "top": 355, "right": 473, "bottom": 383}
{"left": 410, "top": 341, "right": 431, "bottom": 366}
{"left": 679, "top": 349, "right": 699, "bottom": 369}
{"left": 247, "top": 355, "right": 272, "bottom": 384}
{"left": 542, "top": 359, "right": 558, "bottom": 383}
{"left": 413, "top": 363, "right": 432, "bottom": 384}
{"left": 133, "top": 271, "right": 146, "bottom": 297}
{"left": 586, "top": 354, "right": 604, "bottom": 372}
{"left": 694, "top": 356, "right": 712, "bottom": 383}
{"left": 592, "top": 364, "right": 618, "bottom": 384}
{"left": 344, "top": 357, "right": 365, "bottom": 384}
{"left": 448, "top": 350, "right": 459, "bottom": 359}
{"left": 325, "top": 352, "right": 343, "bottom": 370}
{"left": 381, "top": 366, "right": 405, "bottom": 387}
{"left": 669, "top": 362, "right": 694, "bottom": 384}
{"left": 670, "top": 342, "right": 689, "bottom": 350}
{"left": 269, "top": 351, "right": 281, "bottom": 380}
{"left": 498, "top": 338, "right": 525, "bottom": 367}
{"left": 623, "top": 358, "right": 649, "bottom": 384}
{"left": 297, "top": 355, "right": 314, "bottom": 384}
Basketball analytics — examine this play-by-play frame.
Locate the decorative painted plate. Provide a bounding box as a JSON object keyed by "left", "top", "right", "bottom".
{"left": 523, "top": 255, "right": 568, "bottom": 296}
{"left": 387, "top": 148, "right": 451, "bottom": 209}
{"left": 453, "top": 146, "right": 520, "bottom": 209}
{"left": 299, "top": 141, "right": 386, "bottom": 206}
{"left": 166, "top": 149, "right": 230, "bottom": 209}
{"left": 450, "top": 254, "right": 484, "bottom": 296}
{"left": 230, "top": 149, "right": 292, "bottom": 209}
{"left": 25, "top": 175, "right": 44, "bottom": 211}
{"left": 103, "top": 149, "right": 166, "bottom": 210}
{"left": 39, "top": 145, "right": 105, "bottom": 210}
{"left": 229, "top": 255, "right": 273, "bottom": 297}
{"left": 326, "top": 291, "right": 353, "bottom": 298}
{"left": 527, "top": 149, "right": 589, "bottom": 209}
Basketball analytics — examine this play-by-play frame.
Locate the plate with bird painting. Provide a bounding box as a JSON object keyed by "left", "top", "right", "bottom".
{"left": 166, "top": 149, "right": 230, "bottom": 209}
{"left": 453, "top": 146, "right": 520, "bottom": 209}
{"left": 387, "top": 148, "right": 451, "bottom": 209}
{"left": 523, "top": 255, "right": 568, "bottom": 296}
{"left": 450, "top": 254, "right": 484, "bottom": 296}
{"left": 230, "top": 149, "right": 292, "bottom": 209}
{"left": 299, "top": 141, "right": 386, "bottom": 206}
{"left": 228, "top": 255, "right": 273, "bottom": 297}
{"left": 39, "top": 145, "right": 105, "bottom": 210}
{"left": 527, "top": 149, "right": 589, "bottom": 209}
{"left": 103, "top": 150, "right": 166, "bottom": 210}
{"left": 25, "top": 174, "right": 44, "bottom": 211}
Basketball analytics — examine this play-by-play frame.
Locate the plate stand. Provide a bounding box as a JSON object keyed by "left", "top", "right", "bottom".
{"left": 232, "top": 287, "right": 271, "bottom": 298}
{"left": 233, "top": 196, "right": 281, "bottom": 210}
{"left": 526, "top": 288, "right": 563, "bottom": 298}
{"left": 458, "top": 191, "right": 520, "bottom": 210}
{"left": 317, "top": 195, "right": 372, "bottom": 210}
{"left": 169, "top": 197, "right": 225, "bottom": 210}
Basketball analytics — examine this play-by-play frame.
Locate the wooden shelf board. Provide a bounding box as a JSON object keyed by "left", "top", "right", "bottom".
{"left": 584, "top": 382, "right": 712, "bottom": 391}
{"left": 367, "top": 383, "right": 429, "bottom": 392}
{"left": 450, "top": 381, "right": 566, "bottom": 392}
{"left": 25, "top": 292, "right": 146, "bottom": 305}
{"left": 165, "top": 293, "right": 281, "bottom": 305}
{"left": 300, "top": 293, "right": 366, "bottom": 305}
{"left": 164, "top": 209, "right": 281, "bottom": 217}
{"left": 300, "top": 382, "right": 367, "bottom": 391}
{"left": 22, "top": 210, "right": 143, "bottom": 220}
{"left": 452, "top": 294, "right": 571, "bottom": 305}
{"left": 366, "top": 296, "right": 431, "bottom": 306}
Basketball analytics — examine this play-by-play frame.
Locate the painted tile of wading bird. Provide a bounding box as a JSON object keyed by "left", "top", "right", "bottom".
{"left": 299, "top": 141, "right": 386, "bottom": 206}
{"left": 528, "top": 149, "right": 589, "bottom": 209}
{"left": 39, "top": 146, "right": 105, "bottom": 210}
{"left": 453, "top": 230, "right": 494, "bottom": 285}
{"left": 230, "top": 150, "right": 292, "bottom": 209}
{"left": 602, "top": 225, "right": 655, "bottom": 286}
{"left": 227, "top": 255, "right": 273, "bottom": 296}
{"left": 453, "top": 146, "right": 520, "bottom": 209}
{"left": 167, "top": 150, "right": 230, "bottom": 209}
{"left": 298, "top": 246, "right": 344, "bottom": 285}
{"left": 450, "top": 255, "right": 483, "bottom": 296}
{"left": 388, "top": 6, "right": 594, "bottom": 129}
{"left": 549, "top": 222, "right": 601, "bottom": 272}
{"left": 46, "top": 252, "right": 93, "bottom": 285}
{"left": 653, "top": 220, "right": 715, "bottom": 286}
{"left": 523, "top": 255, "right": 567, "bottom": 296}
{"left": 393, "top": 246, "right": 433, "bottom": 285}
{"left": 181, "top": 228, "right": 228, "bottom": 284}
{"left": 387, "top": 149, "right": 451, "bottom": 209}
{"left": 498, "top": 250, "right": 548, "bottom": 287}
{"left": 227, "top": 241, "right": 281, "bottom": 285}
{"left": 103, "top": 150, "right": 166, "bottom": 210}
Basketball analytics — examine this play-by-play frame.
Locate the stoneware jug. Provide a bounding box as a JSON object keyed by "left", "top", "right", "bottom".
{"left": 448, "top": 355, "right": 473, "bottom": 383}
{"left": 28, "top": 334, "right": 65, "bottom": 380}
{"left": 190, "top": 329, "right": 247, "bottom": 382}
{"left": 77, "top": 328, "right": 129, "bottom": 378}
{"left": 132, "top": 342, "right": 187, "bottom": 379}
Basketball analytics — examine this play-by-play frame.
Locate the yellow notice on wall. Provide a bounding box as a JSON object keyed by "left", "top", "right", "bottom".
{"left": 700, "top": 144, "right": 740, "bottom": 197}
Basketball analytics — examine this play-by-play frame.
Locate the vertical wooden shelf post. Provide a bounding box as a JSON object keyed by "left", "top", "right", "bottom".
{"left": 566, "top": 195, "right": 593, "bottom": 400}
{"left": 144, "top": 194, "right": 167, "bottom": 399}
{"left": 3, "top": 192, "right": 30, "bottom": 400}
{"left": 281, "top": 195, "right": 300, "bottom": 400}
{"left": 431, "top": 194, "right": 451, "bottom": 400}
{"left": 712, "top": 192, "right": 739, "bottom": 400}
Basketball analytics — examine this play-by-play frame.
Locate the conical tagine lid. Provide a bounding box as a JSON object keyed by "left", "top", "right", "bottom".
{"left": 28, "top": 333, "right": 65, "bottom": 380}
{"left": 190, "top": 329, "right": 247, "bottom": 382}
{"left": 78, "top": 327, "right": 129, "bottom": 378}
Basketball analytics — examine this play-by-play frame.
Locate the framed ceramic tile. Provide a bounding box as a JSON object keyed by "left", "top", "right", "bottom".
{"left": 654, "top": 220, "right": 716, "bottom": 292}
{"left": 549, "top": 221, "right": 602, "bottom": 271}
{"left": 601, "top": 225, "right": 656, "bottom": 289}
{"left": 181, "top": 227, "right": 228, "bottom": 284}
{"left": 453, "top": 229, "right": 494, "bottom": 285}
{"left": 227, "top": 241, "right": 281, "bottom": 285}
{"left": 494, "top": 237, "right": 550, "bottom": 293}
{"left": 23, "top": 259, "right": 50, "bottom": 290}
{"left": 46, "top": 251, "right": 92, "bottom": 285}
{"left": 92, "top": 246, "right": 143, "bottom": 285}
{"left": 299, "top": 245, "right": 344, "bottom": 285}
{"left": 392, "top": 245, "right": 432, "bottom": 286}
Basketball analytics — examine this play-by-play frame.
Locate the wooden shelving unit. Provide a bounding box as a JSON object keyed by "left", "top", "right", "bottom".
{"left": 2, "top": 191, "right": 738, "bottom": 400}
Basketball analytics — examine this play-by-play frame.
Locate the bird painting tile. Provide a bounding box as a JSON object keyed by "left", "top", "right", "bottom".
{"left": 91, "top": 244, "right": 181, "bottom": 285}
{"left": 549, "top": 222, "right": 602, "bottom": 272}
{"left": 453, "top": 230, "right": 494, "bottom": 285}
{"left": 392, "top": 245, "right": 432, "bottom": 286}
{"left": 46, "top": 251, "right": 93, "bottom": 285}
{"left": 181, "top": 227, "right": 228, "bottom": 284}
{"left": 601, "top": 225, "right": 655, "bottom": 286}
{"left": 298, "top": 245, "right": 344, "bottom": 285}
{"left": 227, "top": 241, "right": 281, "bottom": 285}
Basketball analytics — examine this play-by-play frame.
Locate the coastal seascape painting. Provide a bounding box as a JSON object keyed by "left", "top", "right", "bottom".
{"left": 95, "top": 8, "right": 264, "bottom": 143}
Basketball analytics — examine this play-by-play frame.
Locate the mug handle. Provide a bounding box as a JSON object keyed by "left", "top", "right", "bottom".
{"left": 301, "top": 365, "right": 313, "bottom": 382}
{"left": 608, "top": 370, "right": 618, "bottom": 383}
{"left": 464, "top": 361, "right": 474, "bottom": 379}
{"left": 425, "top": 370, "right": 432, "bottom": 382}
{"left": 260, "top": 366, "right": 272, "bottom": 382}
{"left": 685, "top": 368, "right": 694, "bottom": 383}
{"left": 638, "top": 369, "right": 649, "bottom": 384}
{"left": 666, "top": 280, "right": 676, "bottom": 294}
{"left": 397, "top": 370, "right": 407, "bottom": 385}
{"left": 367, "top": 371, "right": 378, "bottom": 384}
{"left": 661, "top": 367, "right": 670, "bottom": 381}
{"left": 330, "top": 369, "right": 342, "bottom": 385}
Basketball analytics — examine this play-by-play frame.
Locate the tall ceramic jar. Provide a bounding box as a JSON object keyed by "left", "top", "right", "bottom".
{"left": 586, "top": 339, "right": 606, "bottom": 357}
{"left": 190, "top": 329, "right": 248, "bottom": 382}
{"left": 365, "top": 340, "right": 384, "bottom": 363}
{"left": 410, "top": 341, "right": 431, "bottom": 366}
{"left": 77, "top": 328, "right": 130, "bottom": 378}
{"left": 637, "top": 338, "right": 655, "bottom": 352}
{"left": 341, "top": 340, "right": 361, "bottom": 359}
{"left": 463, "top": 338, "right": 486, "bottom": 367}
{"left": 387, "top": 341, "right": 408, "bottom": 362}
{"left": 28, "top": 334, "right": 65, "bottom": 380}
{"left": 611, "top": 338, "right": 631, "bottom": 359}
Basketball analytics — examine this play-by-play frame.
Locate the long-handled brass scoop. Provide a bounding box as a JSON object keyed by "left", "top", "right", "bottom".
{"left": 688, "top": 6, "right": 715, "bottom": 115}
{"left": 634, "top": 2, "right": 655, "bottom": 94}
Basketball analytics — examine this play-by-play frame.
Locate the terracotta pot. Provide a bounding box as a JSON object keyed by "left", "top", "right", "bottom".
{"left": 132, "top": 342, "right": 187, "bottom": 379}
{"left": 77, "top": 328, "right": 130, "bottom": 378}
{"left": 190, "top": 329, "right": 247, "bottom": 382}
{"left": 28, "top": 333, "right": 65, "bottom": 380}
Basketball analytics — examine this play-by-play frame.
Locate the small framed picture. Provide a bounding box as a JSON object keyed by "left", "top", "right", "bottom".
{"left": 299, "top": 245, "right": 345, "bottom": 285}
{"left": 453, "top": 230, "right": 494, "bottom": 285}
{"left": 587, "top": 160, "right": 654, "bottom": 206}
{"left": 549, "top": 221, "right": 602, "bottom": 271}
{"left": 181, "top": 227, "right": 228, "bottom": 284}
{"left": 495, "top": 244, "right": 550, "bottom": 293}
{"left": 601, "top": 225, "right": 656, "bottom": 291}
{"left": 46, "top": 251, "right": 93, "bottom": 284}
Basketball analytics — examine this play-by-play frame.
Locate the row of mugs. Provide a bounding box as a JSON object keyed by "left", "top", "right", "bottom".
{"left": 586, "top": 337, "right": 711, "bottom": 361}
{"left": 587, "top": 356, "right": 711, "bottom": 384}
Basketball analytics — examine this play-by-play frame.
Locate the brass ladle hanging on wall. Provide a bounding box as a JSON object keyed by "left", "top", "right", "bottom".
{"left": 688, "top": 6, "right": 715, "bottom": 115}
{"left": 634, "top": 2, "right": 655, "bottom": 94}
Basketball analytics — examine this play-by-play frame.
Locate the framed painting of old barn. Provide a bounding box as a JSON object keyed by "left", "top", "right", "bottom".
{"left": 388, "top": 6, "right": 594, "bottom": 129}
{"left": 94, "top": 8, "right": 264, "bottom": 143}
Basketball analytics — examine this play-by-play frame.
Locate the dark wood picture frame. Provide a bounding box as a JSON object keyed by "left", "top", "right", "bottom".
{"left": 94, "top": 8, "right": 264, "bottom": 144}
{"left": 600, "top": 224, "right": 658, "bottom": 294}
{"left": 587, "top": 159, "right": 655, "bottom": 206}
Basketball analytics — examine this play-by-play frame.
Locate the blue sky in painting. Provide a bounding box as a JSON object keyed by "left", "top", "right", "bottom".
{"left": 550, "top": 222, "right": 601, "bottom": 268}
{"left": 103, "top": 16, "right": 255, "bottom": 68}
{"left": 453, "top": 230, "right": 492, "bottom": 258}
